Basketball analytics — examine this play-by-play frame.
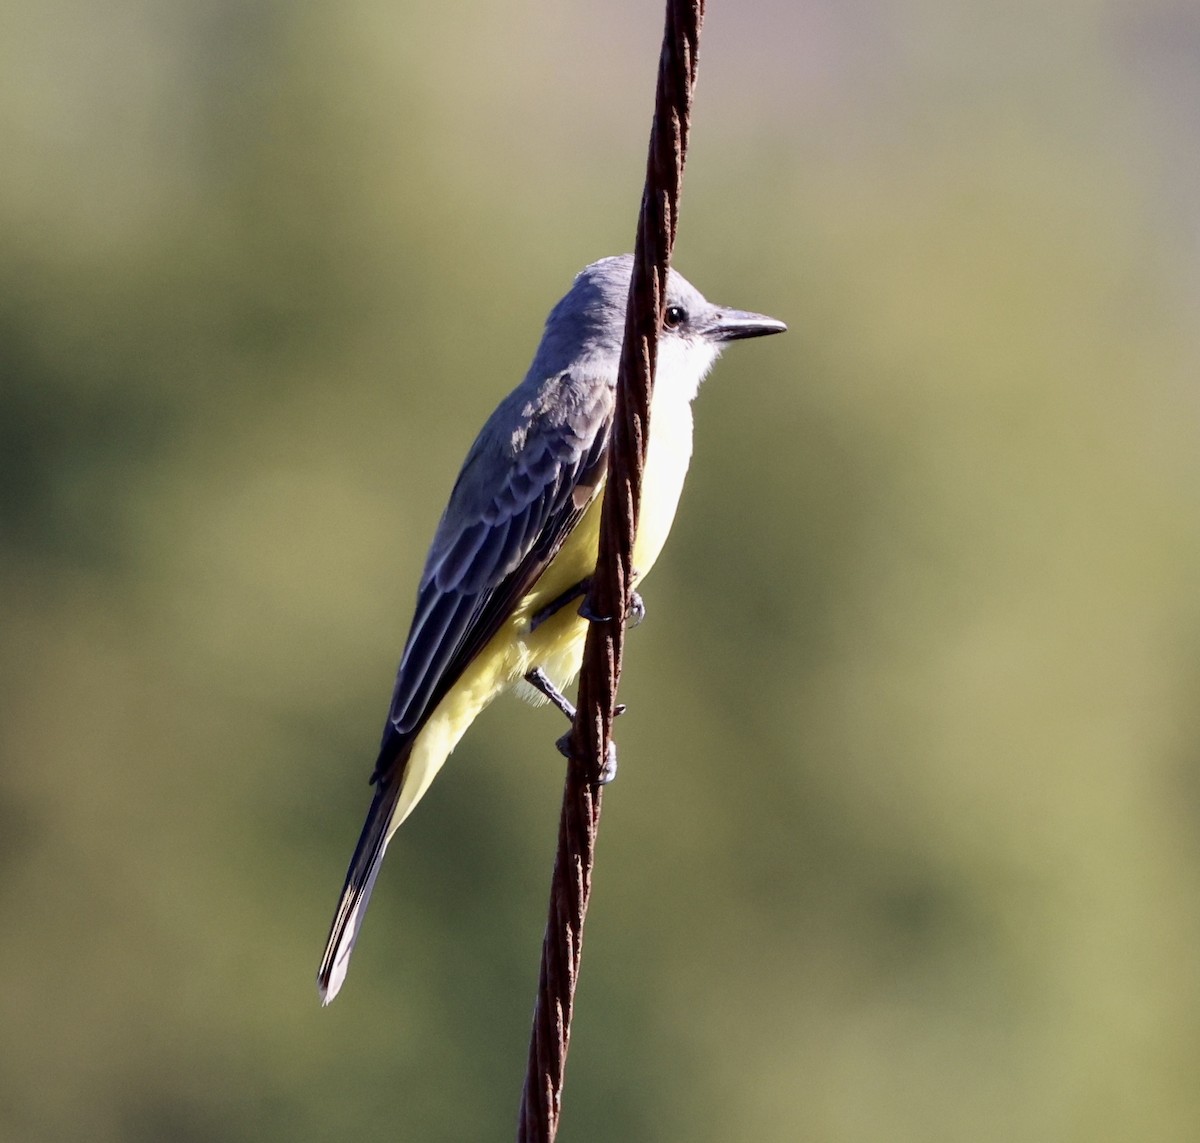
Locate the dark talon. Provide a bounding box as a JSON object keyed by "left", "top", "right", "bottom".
{"left": 614, "top": 703, "right": 626, "bottom": 717}
{"left": 578, "top": 596, "right": 612, "bottom": 624}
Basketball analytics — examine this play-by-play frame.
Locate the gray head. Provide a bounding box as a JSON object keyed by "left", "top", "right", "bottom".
{"left": 530, "top": 254, "right": 786, "bottom": 395}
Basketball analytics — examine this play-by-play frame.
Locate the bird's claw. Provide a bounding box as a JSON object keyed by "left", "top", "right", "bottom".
{"left": 598, "top": 742, "right": 618, "bottom": 783}
{"left": 626, "top": 591, "right": 646, "bottom": 628}
{"left": 555, "top": 733, "right": 619, "bottom": 785}
{"left": 579, "top": 587, "right": 646, "bottom": 628}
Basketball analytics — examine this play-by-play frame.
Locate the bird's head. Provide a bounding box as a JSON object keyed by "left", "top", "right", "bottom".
{"left": 535, "top": 254, "right": 786, "bottom": 397}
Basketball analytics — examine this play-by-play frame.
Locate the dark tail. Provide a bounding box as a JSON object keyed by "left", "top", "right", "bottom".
{"left": 316, "top": 765, "right": 406, "bottom": 1005}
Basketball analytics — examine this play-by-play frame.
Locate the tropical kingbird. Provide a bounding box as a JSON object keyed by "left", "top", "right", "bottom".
{"left": 318, "top": 253, "right": 785, "bottom": 1003}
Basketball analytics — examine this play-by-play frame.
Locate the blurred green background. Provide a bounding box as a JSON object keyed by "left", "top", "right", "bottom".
{"left": 3, "top": 1, "right": 1200, "bottom": 1140}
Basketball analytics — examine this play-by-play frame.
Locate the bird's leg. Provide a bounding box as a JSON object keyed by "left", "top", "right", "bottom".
{"left": 529, "top": 580, "right": 591, "bottom": 632}
{"left": 524, "top": 667, "right": 576, "bottom": 720}
{"left": 524, "top": 667, "right": 621, "bottom": 784}
{"left": 525, "top": 667, "right": 628, "bottom": 721}
{"left": 532, "top": 576, "right": 646, "bottom": 631}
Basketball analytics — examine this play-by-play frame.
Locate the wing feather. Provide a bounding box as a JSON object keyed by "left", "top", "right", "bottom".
{"left": 375, "top": 371, "right": 612, "bottom": 763}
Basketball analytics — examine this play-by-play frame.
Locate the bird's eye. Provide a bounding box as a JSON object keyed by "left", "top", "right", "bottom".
{"left": 663, "top": 305, "right": 687, "bottom": 330}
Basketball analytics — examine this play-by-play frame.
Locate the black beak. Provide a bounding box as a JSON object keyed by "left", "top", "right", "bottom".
{"left": 706, "top": 308, "right": 788, "bottom": 342}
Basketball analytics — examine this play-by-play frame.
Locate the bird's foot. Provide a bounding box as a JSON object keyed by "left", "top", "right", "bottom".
{"left": 526, "top": 668, "right": 624, "bottom": 784}
{"left": 578, "top": 586, "right": 645, "bottom": 627}
{"left": 626, "top": 590, "right": 646, "bottom": 628}
{"left": 555, "top": 732, "right": 618, "bottom": 784}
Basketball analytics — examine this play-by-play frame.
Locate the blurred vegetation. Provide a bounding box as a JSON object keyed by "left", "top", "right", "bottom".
{"left": 3, "top": 1, "right": 1200, "bottom": 1140}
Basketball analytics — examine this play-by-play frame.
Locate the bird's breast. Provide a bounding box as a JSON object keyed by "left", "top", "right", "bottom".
{"left": 631, "top": 388, "right": 695, "bottom": 578}
{"left": 519, "top": 384, "right": 695, "bottom": 617}
{"left": 506, "top": 386, "right": 695, "bottom": 683}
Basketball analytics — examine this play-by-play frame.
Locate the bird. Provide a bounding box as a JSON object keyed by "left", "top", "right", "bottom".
{"left": 317, "top": 253, "right": 786, "bottom": 1003}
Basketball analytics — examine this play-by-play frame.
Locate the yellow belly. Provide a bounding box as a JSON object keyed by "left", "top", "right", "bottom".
{"left": 386, "top": 393, "right": 695, "bottom": 836}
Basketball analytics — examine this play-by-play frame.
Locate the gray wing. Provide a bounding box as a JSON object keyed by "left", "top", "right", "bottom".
{"left": 372, "top": 369, "right": 612, "bottom": 780}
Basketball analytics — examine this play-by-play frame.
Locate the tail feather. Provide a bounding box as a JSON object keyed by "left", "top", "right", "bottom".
{"left": 317, "top": 775, "right": 403, "bottom": 1005}
{"left": 319, "top": 703, "right": 466, "bottom": 1003}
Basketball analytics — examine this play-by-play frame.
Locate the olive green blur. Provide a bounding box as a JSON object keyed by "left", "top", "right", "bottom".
{"left": 3, "top": 2, "right": 1199, "bottom": 1140}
